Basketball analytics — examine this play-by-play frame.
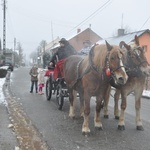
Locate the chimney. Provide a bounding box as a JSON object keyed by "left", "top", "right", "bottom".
{"left": 77, "top": 28, "right": 81, "bottom": 33}
{"left": 118, "top": 29, "right": 125, "bottom": 36}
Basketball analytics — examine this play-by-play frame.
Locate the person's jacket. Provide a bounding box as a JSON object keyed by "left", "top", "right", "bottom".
{"left": 38, "top": 70, "right": 45, "bottom": 84}
{"left": 29, "top": 67, "right": 38, "bottom": 81}
{"left": 50, "top": 43, "right": 77, "bottom": 63}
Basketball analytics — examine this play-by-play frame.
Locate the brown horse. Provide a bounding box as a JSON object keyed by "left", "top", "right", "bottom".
{"left": 103, "top": 35, "right": 150, "bottom": 131}
{"left": 63, "top": 41, "right": 128, "bottom": 134}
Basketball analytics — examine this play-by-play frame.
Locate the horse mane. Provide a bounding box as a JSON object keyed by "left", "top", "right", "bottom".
{"left": 93, "top": 44, "right": 122, "bottom": 69}
{"left": 92, "top": 44, "right": 108, "bottom": 68}
{"left": 81, "top": 44, "right": 108, "bottom": 72}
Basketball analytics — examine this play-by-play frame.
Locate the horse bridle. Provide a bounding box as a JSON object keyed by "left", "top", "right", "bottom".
{"left": 104, "top": 50, "right": 126, "bottom": 76}
{"left": 88, "top": 45, "right": 126, "bottom": 79}
{"left": 132, "top": 46, "right": 149, "bottom": 67}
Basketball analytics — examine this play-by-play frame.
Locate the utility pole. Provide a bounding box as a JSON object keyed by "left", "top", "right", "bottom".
{"left": 14, "top": 38, "right": 16, "bottom": 65}
{"left": 2, "top": 0, "right": 7, "bottom": 55}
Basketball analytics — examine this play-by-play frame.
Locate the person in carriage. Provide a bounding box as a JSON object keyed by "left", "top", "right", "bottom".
{"left": 49, "top": 38, "right": 77, "bottom": 80}
{"left": 78, "top": 40, "right": 91, "bottom": 55}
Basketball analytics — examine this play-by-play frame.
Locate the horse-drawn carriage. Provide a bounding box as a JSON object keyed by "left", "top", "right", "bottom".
{"left": 45, "top": 67, "right": 68, "bottom": 110}
{"left": 45, "top": 36, "right": 150, "bottom": 135}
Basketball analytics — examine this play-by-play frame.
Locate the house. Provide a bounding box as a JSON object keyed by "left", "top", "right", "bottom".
{"left": 97, "top": 29, "right": 150, "bottom": 64}
{"left": 44, "top": 37, "right": 60, "bottom": 55}
{"left": 68, "top": 28, "right": 102, "bottom": 51}
{"left": 49, "top": 27, "right": 102, "bottom": 55}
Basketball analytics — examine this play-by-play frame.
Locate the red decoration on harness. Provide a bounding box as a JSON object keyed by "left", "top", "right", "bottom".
{"left": 105, "top": 68, "right": 111, "bottom": 76}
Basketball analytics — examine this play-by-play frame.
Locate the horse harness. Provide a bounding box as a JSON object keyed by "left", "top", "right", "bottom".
{"left": 74, "top": 44, "right": 125, "bottom": 85}
{"left": 125, "top": 46, "right": 148, "bottom": 77}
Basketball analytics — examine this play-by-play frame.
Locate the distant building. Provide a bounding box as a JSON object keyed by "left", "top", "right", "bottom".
{"left": 4, "top": 49, "right": 14, "bottom": 65}
{"left": 44, "top": 37, "right": 60, "bottom": 56}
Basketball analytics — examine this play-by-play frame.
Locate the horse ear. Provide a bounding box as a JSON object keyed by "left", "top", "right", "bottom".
{"left": 119, "top": 41, "right": 130, "bottom": 50}
{"left": 105, "top": 40, "right": 113, "bottom": 51}
{"left": 135, "top": 35, "right": 140, "bottom": 46}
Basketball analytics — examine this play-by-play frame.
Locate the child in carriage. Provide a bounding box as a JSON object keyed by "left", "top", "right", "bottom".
{"left": 49, "top": 38, "right": 77, "bottom": 80}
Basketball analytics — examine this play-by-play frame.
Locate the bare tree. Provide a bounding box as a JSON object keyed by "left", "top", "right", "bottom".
{"left": 29, "top": 51, "right": 37, "bottom": 64}
{"left": 16, "top": 42, "right": 24, "bottom": 65}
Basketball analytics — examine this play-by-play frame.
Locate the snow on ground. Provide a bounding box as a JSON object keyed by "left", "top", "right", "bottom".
{"left": 0, "top": 78, "right": 8, "bottom": 106}
{"left": 0, "top": 66, "right": 9, "bottom": 106}
{"left": 0, "top": 66, "right": 9, "bottom": 70}
{"left": 142, "top": 90, "right": 150, "bottom": 98}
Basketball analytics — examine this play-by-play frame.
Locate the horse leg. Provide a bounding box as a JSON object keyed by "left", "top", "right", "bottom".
{"left": 94, "top": 96, "right": 103, "bottom": 130}
{"left": 69, "top": 89, "right": 77, "bottom": 119}
{"left": 114, "top": 89, "right": 121, "bottom": 119}
{"left": 82, "top": 95, "right": 91, "bottom": 134}
{"left": 79, "top": 92, "right": 84, "bottom": 117}
{"left": 134, "top": 90, "right": 144, "bottom": 131}
{"left": 103, "top": 85, "right": 111, "bottom": 118}
{"left": 118, "top": 92, "right": 127, "bottom": 130}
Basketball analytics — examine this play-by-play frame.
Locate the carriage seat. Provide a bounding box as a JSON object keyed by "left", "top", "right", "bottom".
{"left": 44, "top": 67, "right": 54, "bottom": 77}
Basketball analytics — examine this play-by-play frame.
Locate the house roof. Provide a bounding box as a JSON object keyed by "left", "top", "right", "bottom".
{"left": 50, "top": 27, "right": 102, "bottom": 51}
{"left": 68, "top": 27, "right": 101, "bottom": 41}
{"left": 97, "top": 29, "right": 150, "bottom": 45}
{"left": 45, "top": 37, "right": 60, "bottom": 52}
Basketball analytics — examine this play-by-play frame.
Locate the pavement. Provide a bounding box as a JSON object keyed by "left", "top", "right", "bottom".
{"left": 0, "top": 69, "right": 49, "bottom": 150}
{"left": 0, "top": 105, "right": 19, "bottom": 150}
{"left": 0, "top": 71, "right": 19, "bottom": 150}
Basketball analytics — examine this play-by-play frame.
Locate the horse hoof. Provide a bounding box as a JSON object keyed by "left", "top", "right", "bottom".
{"left": 115, "top": 116, "right": 119, "bottom": 120}
{"left": 58, "top": 107, "right": 62, "bottom": 110}
{"left": 136, "top": 126, "right": 144, "bottom": 131}
{"left": 118, "top": 125, "right": 125, "bottom": 131}
{"left": 69, "top": 114, "right": 75, "bottom": 119}
{"left": 82, "top": 132, "right": 90, "bottom": 136}
{"left": 104, "top": 115, "right": 109, "bottom": 119}
{"left": 72, "top": 116, "right": 76, "bottom": 120}
{"left": 95, "top": 126, "right": 103, "bottom": 130}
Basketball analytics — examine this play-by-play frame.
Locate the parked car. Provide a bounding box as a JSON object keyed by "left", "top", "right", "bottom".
{"left": 5, "top": 62, "right": 14, "bottom": 71}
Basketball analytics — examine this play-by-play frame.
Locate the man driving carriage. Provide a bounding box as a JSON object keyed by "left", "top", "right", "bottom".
{"left": 49, "top": 38, "right": 77, "bottom": 80}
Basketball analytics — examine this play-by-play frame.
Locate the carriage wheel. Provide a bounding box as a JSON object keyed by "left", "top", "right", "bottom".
{"left": 56, "top": 84, "right": 64, "bottom": 110}
{"left": 46, "top": 75, "right": 52, "bottom": 100}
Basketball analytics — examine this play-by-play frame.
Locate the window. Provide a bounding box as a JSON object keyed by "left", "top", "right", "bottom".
{"left": 142, "top": 45, "right": 147, "bottom": 52}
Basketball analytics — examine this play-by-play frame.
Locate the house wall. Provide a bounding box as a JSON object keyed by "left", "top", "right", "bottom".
{"left": 139, "top": 33, "right": 150, "bottom": 91}
{"left": 69, "top": 28, "right": 102, "bottom": 51}
{"left": 139, "top": 33, "right": 150, "bottom": 64}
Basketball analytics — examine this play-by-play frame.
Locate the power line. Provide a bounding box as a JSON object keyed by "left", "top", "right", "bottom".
{"left": 61, "top": 0, "right": 113, "bottom": 37}
{"left": 139, "top": 16, "right": 150, "bottom": 30}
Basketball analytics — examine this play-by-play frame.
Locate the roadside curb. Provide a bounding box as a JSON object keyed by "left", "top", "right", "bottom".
{"left": 3, "top": 71, "right": 50, "bottom": 150}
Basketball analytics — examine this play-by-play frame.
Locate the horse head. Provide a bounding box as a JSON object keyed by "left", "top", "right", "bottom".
{"left": 104, "top": 41, "right": 128, "bottom": 85}
{"left": 119, "top": 35, "right": 150, "bottom": 76}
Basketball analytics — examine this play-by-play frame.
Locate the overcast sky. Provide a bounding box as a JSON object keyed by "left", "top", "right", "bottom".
{"left": 0, "top": 0, "right": 150, "bottom": 57}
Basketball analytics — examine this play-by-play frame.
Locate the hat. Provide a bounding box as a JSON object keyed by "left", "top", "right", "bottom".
{"left": 59, "top": 38, "right": 67, "bottom": 44}
{"left": 83, "top": 40, "right": 91, "bottom": 44}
